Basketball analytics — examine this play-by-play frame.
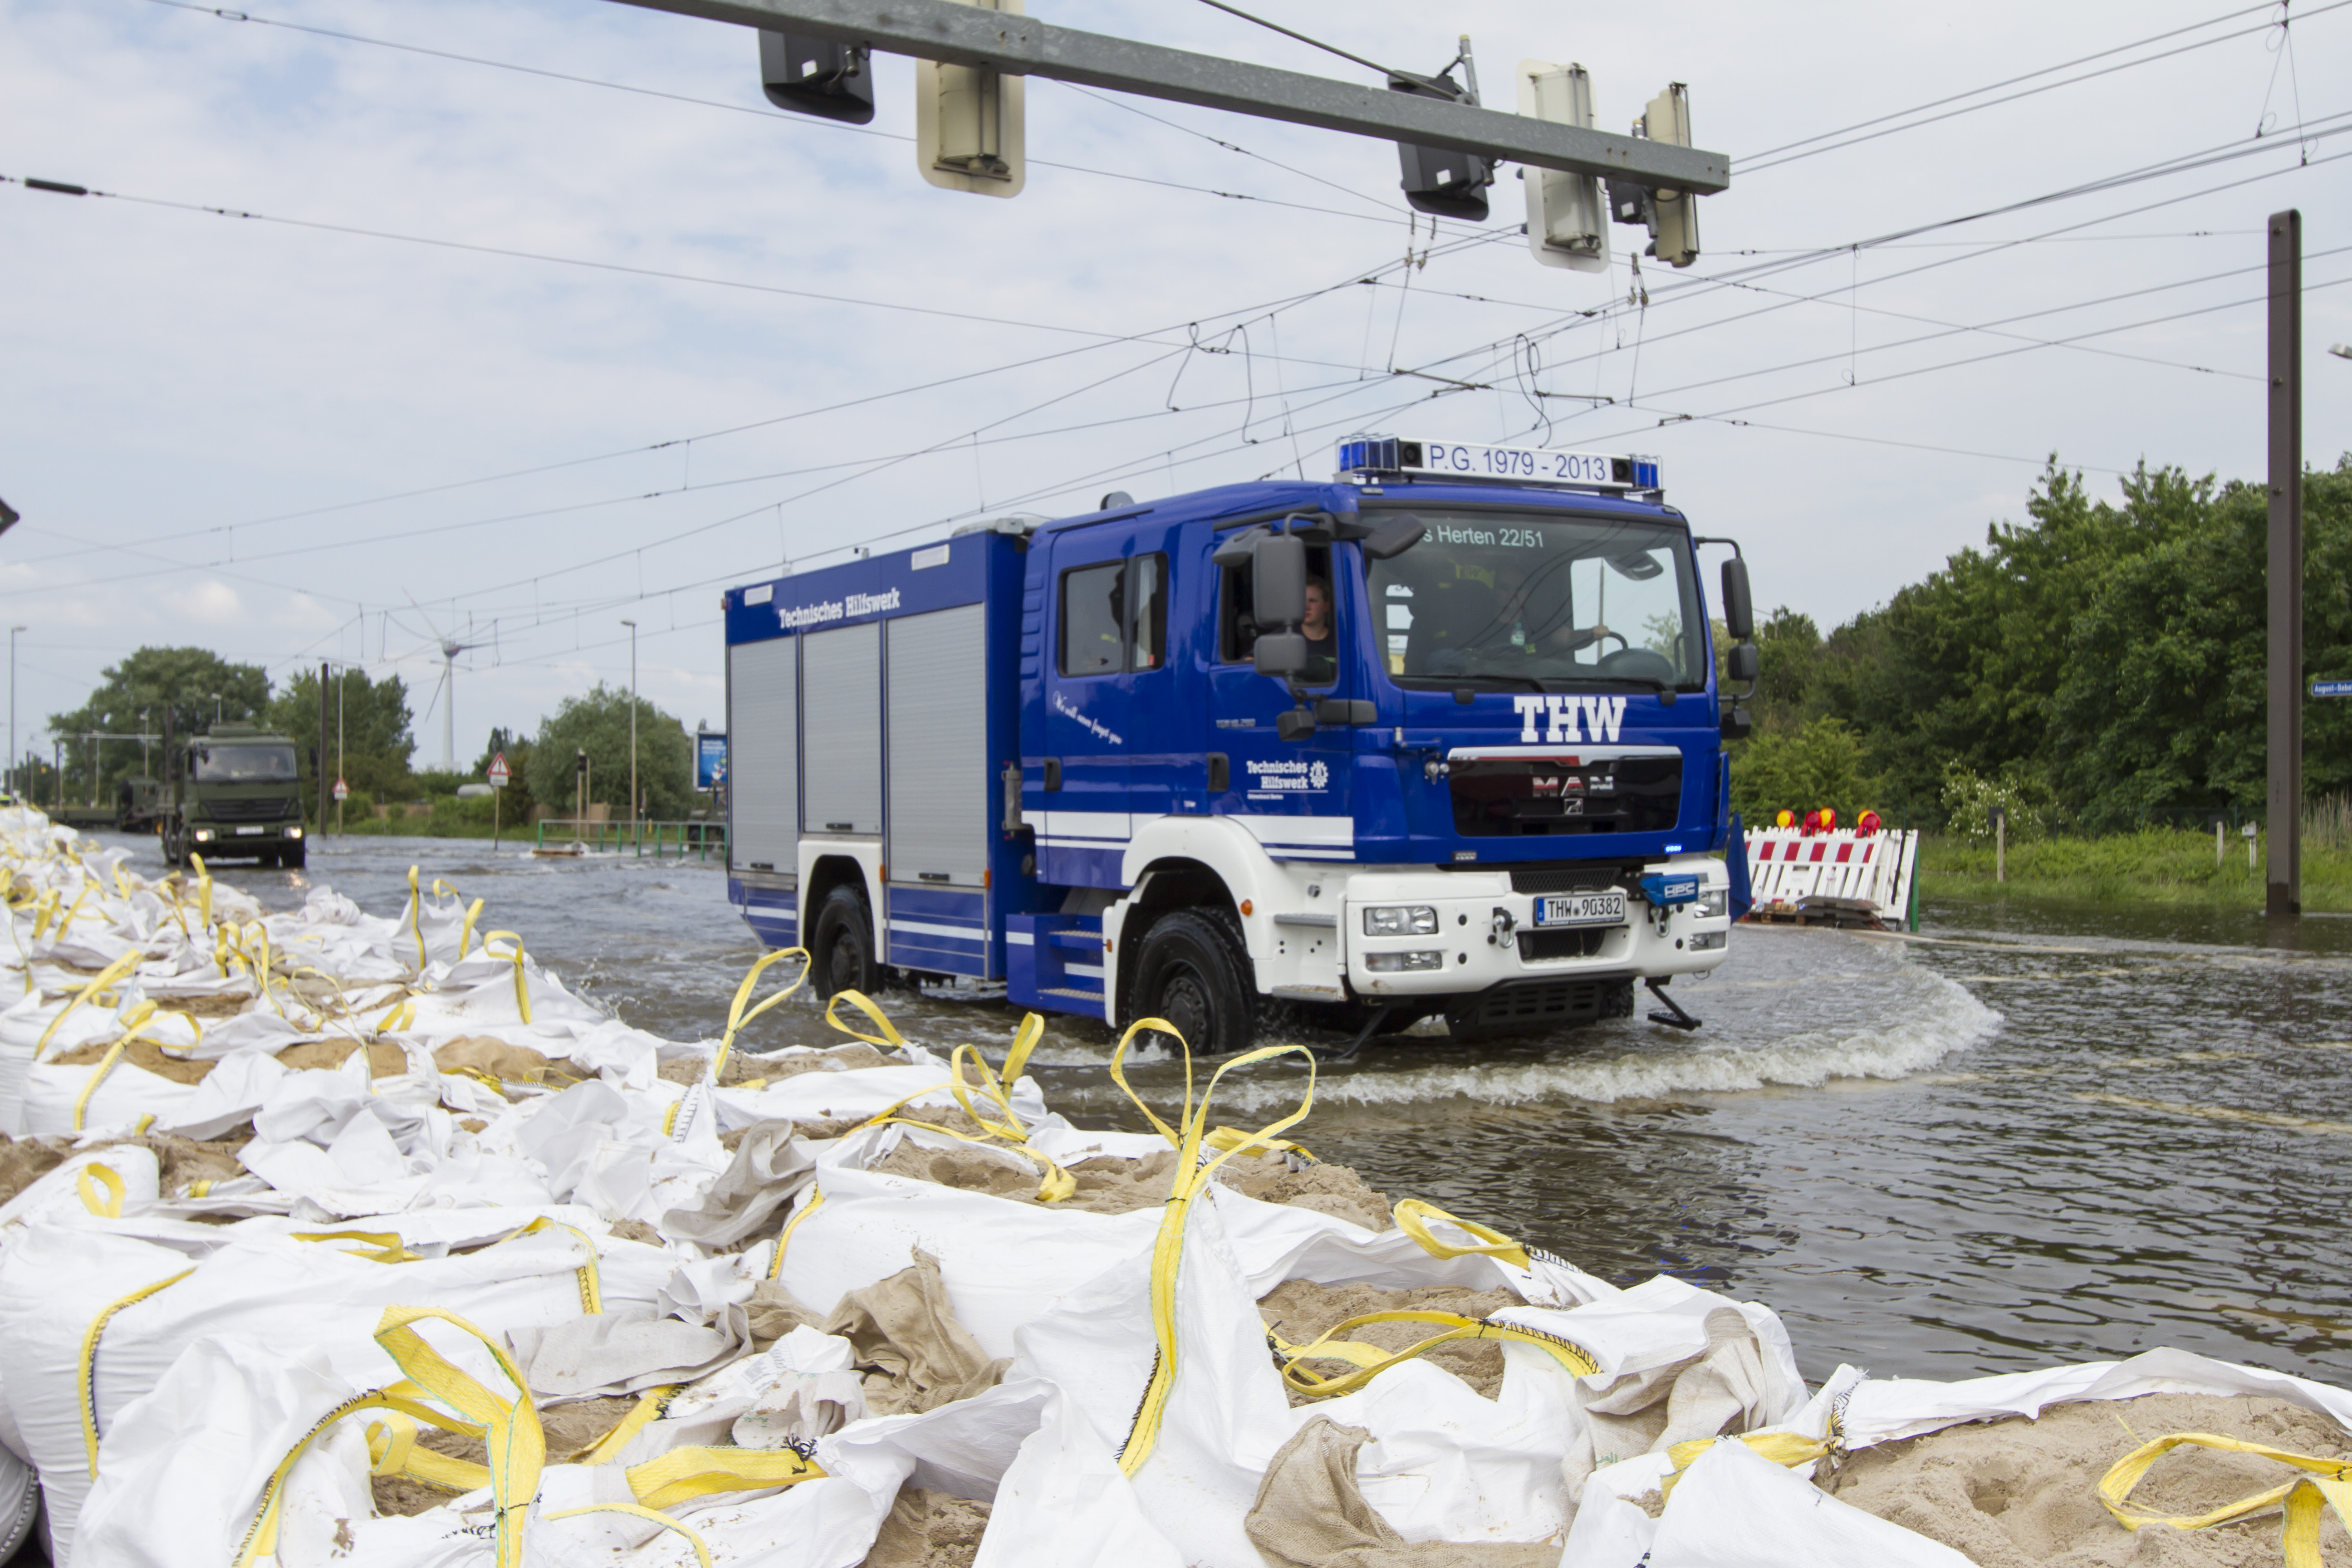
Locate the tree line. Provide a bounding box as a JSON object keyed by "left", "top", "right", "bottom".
{"left": 1729, "top": 456, "right": 2352, "bottom": 835}
{"left": 42, "top": 647, "right": 705, "bottom": 821}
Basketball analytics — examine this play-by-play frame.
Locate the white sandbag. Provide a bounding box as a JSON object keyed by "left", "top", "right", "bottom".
{"left": 73, "top": 1332, "right": 363, "bottom": 1568}
{"left": 21, "top": 1054, "right": 201, "bottom": 1137}
{"left": 773, "top": 1164, "right": 1166, "bottom": 1359}
{"left": 154, "top": 1048, "right": 288, "bottom": 1141}
{"left": 0, "top": 1144, "right": 161, "bottom": 1244}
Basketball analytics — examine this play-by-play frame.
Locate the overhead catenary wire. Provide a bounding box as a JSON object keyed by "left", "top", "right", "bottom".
{"left": 1739, "top": 0, "right": 2352, "bottom": 172}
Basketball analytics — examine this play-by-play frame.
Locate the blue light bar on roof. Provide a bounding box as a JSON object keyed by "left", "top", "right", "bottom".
{"left": 1338, "top": 435, "right": 1660, "bottom": 492}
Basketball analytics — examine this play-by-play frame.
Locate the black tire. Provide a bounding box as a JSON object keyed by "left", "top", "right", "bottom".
{"left": 810, "top": 883, "right": 879, "bottom": 999}
{"left": 281, "top": 844, "right": 306, "bottom": 870}
{"left": 1130, "top": 909, "right": 1257, "bottom": 1058}
{"left": 161, "top": 823, "right": 185, "bottom": 869}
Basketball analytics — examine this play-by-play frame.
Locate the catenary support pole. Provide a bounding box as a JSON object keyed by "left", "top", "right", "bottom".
{"left": 2267, "top": 209, "right": 2302, "bottom": 918}
{"left": 318, "top": 662, "right": 331, "bottom": 835}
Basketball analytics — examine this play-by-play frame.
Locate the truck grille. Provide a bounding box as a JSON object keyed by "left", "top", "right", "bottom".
{"left": 1517, "top": 927, "right": 1608, "bottom": 961}
{"left": 1508, "top": 867, "right": 1623, "bottom": 895}
{"left": 1449, "top": 754, "right": 1681, "bottom": 837}
{"left": 1449, "top": 975, "right": 1634, "bottom": 1035}
{"left": 201, "top": 797, "right": 294, "bottom": 823}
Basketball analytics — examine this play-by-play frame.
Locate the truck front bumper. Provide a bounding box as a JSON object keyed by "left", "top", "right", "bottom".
{"left": 1340, "top": 854, "right": 1730, "bottom": 999}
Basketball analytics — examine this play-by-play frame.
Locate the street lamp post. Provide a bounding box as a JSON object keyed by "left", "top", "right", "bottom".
{"left": 620, "top": 619, "right": 638, "bottom": 848}
{"left": 7, "top": 626, "right": 24, "bottom": 802}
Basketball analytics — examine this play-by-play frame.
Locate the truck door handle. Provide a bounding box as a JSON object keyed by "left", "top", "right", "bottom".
{"left": 1207, "top": 753, "right": 1229, "bottom": 793}
{"left": 1042, "top": 758, "right": 1062, "bottom": 792}
{"left": 1313, "top": 699, "right": 1377, "bottom": 726}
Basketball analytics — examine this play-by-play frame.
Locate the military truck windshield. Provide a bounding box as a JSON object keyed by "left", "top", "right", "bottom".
{"left": 192, "top": 744, "right": 298, "bottom": 782}
{"left": 1367, "top": 510, "right": 1705, "bottom": 693}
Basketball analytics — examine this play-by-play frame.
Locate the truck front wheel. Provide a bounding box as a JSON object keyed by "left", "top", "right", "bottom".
{"left": 1130, "top": 910, "right": 1256, "bottom": 1059}
{"left": 811, "top": 884, "right": 880, "bottom": 999}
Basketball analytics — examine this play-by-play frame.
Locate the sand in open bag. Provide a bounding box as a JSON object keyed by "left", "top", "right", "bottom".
{"left": 864, "top": 1488, "right": 992, "bottom": 1568}
{"left": 869, "top": 1136, "right": 1396, "bottom": 1227}
{"left": 370, "top": 1396, "right": 642, "bottom": 1517}
{"left": 1823, "top": 1392, "right": 2352, "bottom": 1567}
{"left": 1258, "top": 1278, "right": 1524, "bottom": 1404}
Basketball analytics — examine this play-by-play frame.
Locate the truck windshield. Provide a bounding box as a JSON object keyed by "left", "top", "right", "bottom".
{"left": 192, "top": 744, "right": 297, "bottom": 782}
{"left": 1367, "top": 510, "right": 1706, "bottom": 693}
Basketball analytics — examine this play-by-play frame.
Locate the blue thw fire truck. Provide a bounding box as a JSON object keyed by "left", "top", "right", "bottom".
{"left": 721, "top": 436, "right": 1759, "bottom": 1055}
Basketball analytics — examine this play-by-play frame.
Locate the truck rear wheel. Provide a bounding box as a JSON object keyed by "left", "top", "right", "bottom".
{"left": 1130, "top": 910, "right": 1255, "bottom": 1059}
{"left": 811, "top": 884, "right": 879, "bottom": 999}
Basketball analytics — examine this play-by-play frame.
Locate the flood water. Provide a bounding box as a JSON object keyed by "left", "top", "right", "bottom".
{"left": 98, "top": 830, "right": 2352, "bottom": 1390}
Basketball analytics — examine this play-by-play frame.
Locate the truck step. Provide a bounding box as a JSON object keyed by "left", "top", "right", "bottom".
{"left": 1038, "top": 987, "right": 1104, "bottom": 1003}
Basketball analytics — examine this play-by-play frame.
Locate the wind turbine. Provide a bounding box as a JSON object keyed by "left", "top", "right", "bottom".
{"left": 411, "top": 601, "right": 491, "bottom": 771}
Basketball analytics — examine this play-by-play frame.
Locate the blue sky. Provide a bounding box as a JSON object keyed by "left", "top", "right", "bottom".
{"left": 3, "top": 0, "right": 2347, "bottom": 769}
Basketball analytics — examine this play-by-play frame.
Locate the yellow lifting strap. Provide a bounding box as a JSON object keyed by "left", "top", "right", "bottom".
{"left": 576, "top": 1385, "right": 676, "bottom": 1465}
{"left": 764, "top": 1185, "right": 828, "bottom": 1281}
{"left": 623, "top": 1443, "right": 825, "bottom": 1509}
{"left": 481, "top": 931, "right": 532, "bottom": 1024}
{"left": 290, "top": 1230, "right": 422, "bottom": 1264}
{"left": 457, "top": 896, "right": 485, "bottom": 962}
{"left": 2099, "top": 1431, "right": 2352, "bottom": 1568}
{"left": 77, "top": 1162, "right": 125, "bottom": 1217}
{"left": 1657, "top": 1430, "right": 1836, "bottom": 1500}
{"left": 1393, "top": 1199, "right": 1533, "bottom": 1270}
{"left": 846, "top": 1012, "right": 1077, "bottom": 1203}
{"left": 542, "top": 1504, "right": 715, "bottom": 1568}
{"left": 710, "top": 947, "right": 810, "bottom": 1081}
{"left": 824, "top": 988, "right": 906, "bottom": 1048}
{"left": 80, "top": 1268, "right": 196, "bottom": 1477}
{"left": 404, "top": 865, "right": 425, "bottom": 971}
{"left": 35, "top": 950, "right": 142, "bottom": 1059}
{"left": 1111, "top": 1015, "right": 1318, "bottom": 1477}
{"left": 1272, "top": 1309, "right": 1600, "bottom": 1400}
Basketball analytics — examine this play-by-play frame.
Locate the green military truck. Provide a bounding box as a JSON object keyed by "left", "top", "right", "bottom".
{"left": 160, "top": 722, "right": 309, "bottom": 868}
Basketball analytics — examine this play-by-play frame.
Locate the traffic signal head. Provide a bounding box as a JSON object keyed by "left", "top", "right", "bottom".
{"left": 758, "top": 30, "right": 876, "bottom": 125}
{"left": 1516, "top": 60, "right": 1607, "bottom": 272}
{"left": 1640, "top": 84, "right": 1699, "bottom": 267}
{"left": 1389, "top": 74, "right": 1494, "bottom": 221}
{"left": 916, "top": 0, "right": 1025, "bottom": 197}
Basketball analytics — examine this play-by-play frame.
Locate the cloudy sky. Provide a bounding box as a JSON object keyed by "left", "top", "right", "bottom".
{"left": 3, "top": 0, "right": 2347, "bottom": 771}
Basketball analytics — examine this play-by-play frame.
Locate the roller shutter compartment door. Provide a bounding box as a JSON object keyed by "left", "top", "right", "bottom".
{"left": 727, "top": 637, "right": 799, "bottom": 872}
{"left": 802, "top": 621, "right": 882, "bottom": 835}
{"left": 886, "top": 603, "right": 988, "bottom": 885}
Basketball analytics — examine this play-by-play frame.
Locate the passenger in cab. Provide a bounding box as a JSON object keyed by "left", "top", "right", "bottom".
{"left": 1302, "top": 576, "right": 1338, "bottom": 684}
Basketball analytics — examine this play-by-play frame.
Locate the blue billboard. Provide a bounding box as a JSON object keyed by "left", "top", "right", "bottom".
{"left": 696, "top": 732, "right": 728, "bottom": 790}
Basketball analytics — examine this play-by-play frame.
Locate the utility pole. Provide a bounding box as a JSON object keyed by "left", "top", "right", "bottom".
{"left": 7, "top": 626, "right": 24, "bottom": 804}
{"left": 2268, "top": 208, "right": 2302, "bottom": 919}
{"left": 622, "top": 618, "right": 639, "bottom": 846}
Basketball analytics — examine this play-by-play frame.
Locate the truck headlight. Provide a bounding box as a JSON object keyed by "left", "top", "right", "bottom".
{"left": 1364, "top": 950, "right": 1444, "bottom": 972}
{"left": 286, "top": 826, "right": 304, "bottom": 839}
{"left": 1362, "top": 906, "right": 1438, "bottom": 936}
{"left": 192, "top": 829, "right": 214, "bottom": 843}
{"left": 1695, "top": 888, "right": 1727, "bottom": 919}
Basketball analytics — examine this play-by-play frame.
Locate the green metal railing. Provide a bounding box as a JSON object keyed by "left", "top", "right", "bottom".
{"left": 533, "top": 819, "right": 727, "bottom": 862}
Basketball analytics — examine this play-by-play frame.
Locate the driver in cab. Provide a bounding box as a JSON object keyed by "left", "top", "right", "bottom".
{"left": 1301, "top": 576, "right": 1339, "bottom": 683}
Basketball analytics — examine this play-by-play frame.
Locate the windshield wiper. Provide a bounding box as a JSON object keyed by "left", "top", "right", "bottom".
{"left": 1542, "top": 674, "right": 1678, "bottom": 706}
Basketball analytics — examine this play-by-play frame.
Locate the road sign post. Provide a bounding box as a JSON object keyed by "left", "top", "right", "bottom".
{"left": 488, "top": 751, "right": 511, "bottom": 850}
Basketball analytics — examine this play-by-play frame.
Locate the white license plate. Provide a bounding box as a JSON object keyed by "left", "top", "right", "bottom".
{"left": 1535, "top": 892, "right": 1626, "bottom": 927}
{"left": 235, "top": 825, "right": 266, "bottom": 836}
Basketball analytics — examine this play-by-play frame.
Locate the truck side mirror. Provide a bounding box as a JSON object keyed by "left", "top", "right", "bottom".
{"left": 1253, "top": 533, "right": 1308, "bottom": 628}
{"left": 1720, "top": 557, "right": 1754, "bottom": 642}
{"left": 1253, "top": 631, "right": 1309, "bottom": 679}
{"left": 1725, "top": 642, "right": 1759, "bottom": 683}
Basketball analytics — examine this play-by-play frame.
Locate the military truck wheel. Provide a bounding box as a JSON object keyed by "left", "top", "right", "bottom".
{"left": 282, "top": 845, "right": 307, "bottom": 870}
{"left": 1131, "top": 910, "right": 1256, "bottom": 1058}
{"left": 811, "top": 884, "right": 879, "bottom": 999}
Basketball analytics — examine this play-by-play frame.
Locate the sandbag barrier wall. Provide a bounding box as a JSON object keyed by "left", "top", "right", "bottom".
{"left": 0, "top": 805, "right": 2342, "bottom": 1568}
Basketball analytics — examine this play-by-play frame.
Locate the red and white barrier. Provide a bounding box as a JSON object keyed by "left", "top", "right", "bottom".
{"left": 1742, "top": 826, "right": 1919, "bottom": 925}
